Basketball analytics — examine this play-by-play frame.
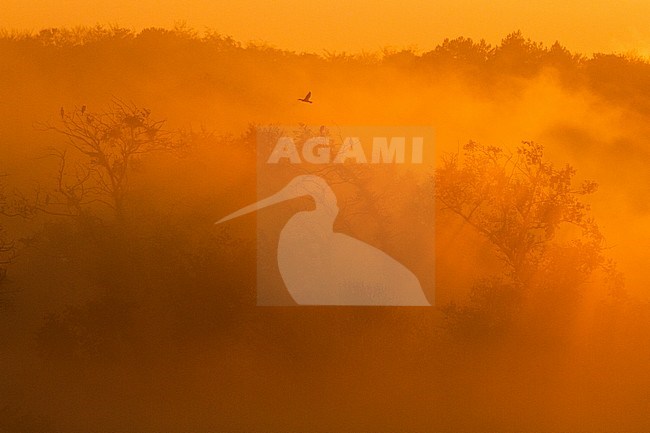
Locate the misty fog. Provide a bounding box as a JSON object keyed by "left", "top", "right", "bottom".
{"left": 1, "top": 27, "right": 649, "bottom": 432}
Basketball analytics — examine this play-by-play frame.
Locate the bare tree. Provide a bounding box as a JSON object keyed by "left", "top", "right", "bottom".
{"left": 435, "top": 140, "right": 601, "bottom": 283}
{"left": 37, "top": 99, "right": 181, "bottom": 222}
{"left": 436, "top": 141, "right": 620, "bottom": 339}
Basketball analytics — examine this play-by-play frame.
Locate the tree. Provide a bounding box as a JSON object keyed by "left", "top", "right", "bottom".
{"left": 436, "top": 141, "right": 601, "bottom": 283}
{"left": 435, "top": 141, "right": 616, "bottom": 339}
{"left": 37, "top": 99, "right": 182, "bottom": 222}
{"left": 491, "top": 31, "right": 546, "bottom": 76}
{"left": 430, "top": 37, "right": 492, "bottom": 64}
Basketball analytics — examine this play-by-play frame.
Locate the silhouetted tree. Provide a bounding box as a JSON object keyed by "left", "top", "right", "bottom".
{"left": 37, "top": 99, "right": 182, "bottom": 222}
{"left": 429, "top": 37, "right": 492, "bottom": 64}
{"left": 436, "top": 141, "right": 617, "bottom": 339}
{"left": 491, "top": 31, "right": 546, "bottom": 76}
{"left": 436, "top": 141, "right": 601, "bottom": 283}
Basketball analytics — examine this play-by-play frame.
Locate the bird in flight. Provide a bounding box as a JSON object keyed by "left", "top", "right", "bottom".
{"left": 298, "top": 91, "right": 312, "bottom": 104}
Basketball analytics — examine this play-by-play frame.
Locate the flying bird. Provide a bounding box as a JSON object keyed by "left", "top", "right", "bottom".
{"left": 298, "top": 91, "right": 312, "bottom": 103}
{"left": 216, "top": 175, "right": 430, "bottom": 306}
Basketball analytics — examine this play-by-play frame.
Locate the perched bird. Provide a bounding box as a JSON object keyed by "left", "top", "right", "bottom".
{"left": 298, "top": 91, "right": 312, "bottom": 103}
{"left": 81, "top": 105, "right": 86, "bottom": 114}
{"left": 60, "top": 107, "right": 64, "bottom": 118}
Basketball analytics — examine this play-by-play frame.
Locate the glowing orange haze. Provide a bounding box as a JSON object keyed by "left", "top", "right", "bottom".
{"left": 3, "top": 0, "right": 650, "bottom": 56}
{"left": 2, "top": 4, "right": 650, "bottom": 432}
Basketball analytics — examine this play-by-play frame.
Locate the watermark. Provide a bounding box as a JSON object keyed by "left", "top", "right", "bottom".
{"left": 218, "top": 126, "right": 435, "bottom": 306}
{"left": 267, "top": 136, "right": 424, "bottom": 164}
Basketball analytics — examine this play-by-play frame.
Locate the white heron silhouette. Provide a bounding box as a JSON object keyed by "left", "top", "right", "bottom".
{"left": 216, "top": 175, "right": 430, "bottom": 306}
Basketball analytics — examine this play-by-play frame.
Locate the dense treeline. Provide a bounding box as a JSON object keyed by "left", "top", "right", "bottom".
{"left": 2, "top": 27, "right": 649, "bottom": 109}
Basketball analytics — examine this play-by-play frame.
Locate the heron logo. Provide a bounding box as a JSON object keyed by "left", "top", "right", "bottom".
{"left": 217, "top": 126, "right": 435, "bottom": 306}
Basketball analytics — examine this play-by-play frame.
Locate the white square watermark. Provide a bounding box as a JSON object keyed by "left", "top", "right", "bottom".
{"left": 218, "top": 125, "right": 435, "bottom": 306}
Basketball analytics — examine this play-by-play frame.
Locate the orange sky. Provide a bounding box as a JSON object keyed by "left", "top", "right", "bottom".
{"left": 3, "top": 0, "right": 650, "bottom": 56}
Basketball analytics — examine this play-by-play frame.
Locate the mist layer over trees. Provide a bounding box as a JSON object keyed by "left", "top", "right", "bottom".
{"left": 1, "top": 26, "right": 649, "bottom": 432}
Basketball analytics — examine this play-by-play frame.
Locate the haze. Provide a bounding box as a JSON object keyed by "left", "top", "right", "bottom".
{"left": 1, "top": 6, "right": 650, "bottom": 433}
